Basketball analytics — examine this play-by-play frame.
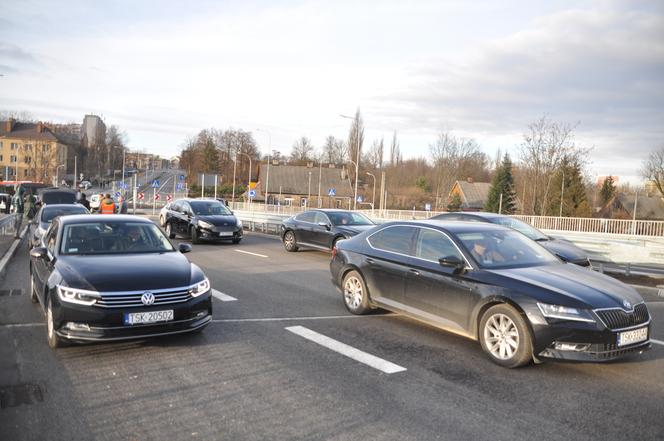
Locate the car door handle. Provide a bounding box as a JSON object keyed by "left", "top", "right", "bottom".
{"left": 366, "top": 258, "right": 375, "bottom": 265}
{"left": 409, "top": 269, "right": 420, "bottom": 276}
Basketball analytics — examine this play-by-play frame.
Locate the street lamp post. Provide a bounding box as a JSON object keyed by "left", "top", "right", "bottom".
{"left": 121, "top": 150, "right": 126, "bottom": 196}
{"left": 238, "top": 152, "right": 252, "bottom": 209}
{"left": 257, "top": 129, "right": 271, "bottom": 207}
{"left": 55, "top": 164, "right": 65, "bottom": 187}
{"left": 340, "top": 114, "right": 361, "bottom": 210}
{"left": 308, "top": 171, "right": 312, "bottom": 206}
{"left": 231, "top": 152, "right": 237, "bottom": 206}
{"left": 366, "top": 172, "right": 376, "bottom": 215}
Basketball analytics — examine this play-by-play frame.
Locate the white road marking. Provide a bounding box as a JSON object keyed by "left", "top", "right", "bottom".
{"left": 0, "top": 323, "right": 44, "bottom": 328}
{"left": 235, "top": 249, "right": 268, "bottom": 258}
{"left": 651, "top": 339, "right": 664, "bottom": 346}
{"left": 285, "top": 325, "right": 407, "bottom": 374}
{"left": 212, "top": 313, "right": 397, "bottom": 323}
{"left": 211, "top": 289, "right": 237, "bottom": 302}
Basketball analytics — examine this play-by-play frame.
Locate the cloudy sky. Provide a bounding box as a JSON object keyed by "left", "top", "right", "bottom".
{"left": 1, "top": 0, "right": 662, "bottom": 182}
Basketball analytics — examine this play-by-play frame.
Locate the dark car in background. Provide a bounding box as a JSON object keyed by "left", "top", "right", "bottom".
{"left": 30, "top": 203, "right": 90, "bottom": 247}
{"left": 280, "top": 209, "right": 375, "bottom": 252}
{"left": 330, "top": 220, "right": 650, "bottom": 367}
{"left": 37, "top": 187, "right": 78, "bottom": 206}
{"left": 431, "top": 212, "right": 591, "bottom": 266}
{"left": 29, "top": 215, "right": 212, "bottom": 348}
{"left": 164, "top": 198, "right": 242, "bottom": 244}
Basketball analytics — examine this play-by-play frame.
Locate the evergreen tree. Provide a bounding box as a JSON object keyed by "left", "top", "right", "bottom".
{"left": 547, "top": 157, "right": 591, "bottom": 217}
{"left": 447, "top": 193, "right": 462, "bottom": 211}
{"left": 600, "top": 176, "right": 616, "bottom": 206}
{"left": 484, "top": 154, "right": 517, "bottom": 214}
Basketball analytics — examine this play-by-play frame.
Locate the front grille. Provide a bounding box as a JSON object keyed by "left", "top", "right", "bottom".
{"left": 595, "top": 303, "right": 650, "bottom": 330}
{"left": 95, "top": 287, "right": 191, "bottom": 308}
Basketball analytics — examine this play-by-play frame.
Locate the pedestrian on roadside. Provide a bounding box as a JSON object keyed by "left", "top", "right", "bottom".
{"left": 26, "top": 192, "right": 37, "bottom": 220}
{"left": 11, "top": 186, "right": 25, "bottom": 238}
{"left": 100, "top": 193, "right": 116, "bottom": 214}
{"left": 79, "top": 193, "right": 91, "bottom": 210}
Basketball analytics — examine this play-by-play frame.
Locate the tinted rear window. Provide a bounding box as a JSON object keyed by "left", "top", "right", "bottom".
{"left": 42, "top": 205, "right": 89, "bottom": 222}
{"left": 367, "top": 226, "right": 417, "bottom": 255}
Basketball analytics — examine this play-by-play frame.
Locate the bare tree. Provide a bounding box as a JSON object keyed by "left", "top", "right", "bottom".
{"left": 290, "top": 136, "right": 314, "bottom": 163}
{"left": 346, "top": 108, "right": 364, "bottom": 170}
{"left": 642, "top": 145, "right": 664, "bottom": 197}
{"left": 364, "top": 138, "right": 384, "bottom": 170}
{"left": 389, "top": 131, "right": 400, "bottom": 166}
{"left": 518, "top": 116, "right": 589, "bottom": 215}
{"left": 429, "top": 131, "right": 488, "bottom": 209}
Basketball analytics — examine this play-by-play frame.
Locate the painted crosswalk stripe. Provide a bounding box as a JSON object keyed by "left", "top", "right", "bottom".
{"left": 235, "top": 249, "right": 268, "bottom": 258}
{"left": 651, "top": 339, "right": 664, "bottom": 346}
{"left": 211, "top": 289, "right": 237, "bottom": 302}
{"left": 285, "top": 325, "right": 406, "bottom": 374}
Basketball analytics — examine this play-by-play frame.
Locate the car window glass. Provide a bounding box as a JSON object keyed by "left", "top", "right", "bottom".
{"left": 45, "top": 222, "right": 58, "bottom": 252}
{"left": 415, "top": 228, "right": 463, "bottom": 262}
{"left": 457, "top": 230, "right": 558, "bottom": 268}
{"left": 61, "top": 222, "right": 176, "bottom": 255}
{"left": 42, "top": 205, "right": 88, "bottom": 223}
{"left": 171, "top": 201, "right": 181, "bottom": 212}
{"left": 367, "top": 226, "right": 416, "bottom": 255}
{"left": 327, "top": 212, "right": 373, "bottom": 226}
{"left": 296, "top": 211, "right": 316, "bottom": 223}
{"left": 314, "top": 212, "right": 330, "bottom": 224}
{"left": 190, "top": 201, "right": 232, "bottom": 215}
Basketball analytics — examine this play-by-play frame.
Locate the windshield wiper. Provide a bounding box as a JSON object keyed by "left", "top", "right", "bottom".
{"left": 534, "top": 237, "right": 549, "bottom": 242}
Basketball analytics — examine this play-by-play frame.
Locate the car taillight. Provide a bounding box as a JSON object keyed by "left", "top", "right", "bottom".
{"left": 331, "top": 246, "right": 337, "bottom": 259}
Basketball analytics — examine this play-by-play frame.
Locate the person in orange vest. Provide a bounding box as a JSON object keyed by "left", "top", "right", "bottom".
{"left": 100, "top": 194, "right": 116, "bottom": 214}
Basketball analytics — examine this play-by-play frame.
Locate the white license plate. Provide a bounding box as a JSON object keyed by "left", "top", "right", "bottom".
{"left": 218, "top": 231, "right": 233, "bottom": 237}
{"left": 617, "top": 327, "right": 648, "bottom": 347}
{"left": 124, "top": 310, "right": 173, "bottom": 325}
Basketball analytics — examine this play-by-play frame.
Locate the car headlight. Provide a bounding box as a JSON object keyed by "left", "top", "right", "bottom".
{"left": 237, "top": 219, "right": 242, "bottom": 228}
{"left": 57, "top": 285, "right": 101, "bottom": 306}
{"left": 537, "top": 302, "right": 596, "bottom": 323}
{"left": 198, "top": 221, "right": 214, "bottom": 230}
{"left": 188, "top": 278, "right": 210, "bottom": 297}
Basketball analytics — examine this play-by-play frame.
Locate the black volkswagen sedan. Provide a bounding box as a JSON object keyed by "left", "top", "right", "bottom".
{"left": 280, "top": 209, "right": 374, "bottom": 252}
{"left": 330, "top": 221, "right": 650, "bottom": 367}
{"left": 431, "top": 212, "right": 591, "bottom": 266}
{"left": 164, "top": 198, "right": 243, "bottom": 244}
{"left": 29, "top": 215, "right": 212, "bottom": 348}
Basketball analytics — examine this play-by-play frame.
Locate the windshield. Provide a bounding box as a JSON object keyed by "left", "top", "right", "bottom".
{"left": 190, "top": 201, "right": 232, "bottom": 215}
{"left": 457, "top": 230, "right": 558, "bottom": 269}
{"left": 491, "top": 217, "right": 548, "bottom": 241}
{"left": 61, "top": 222, "right": 175, "bottom": 255}
{"left": 327, "top": 212, "right": 373, "bottom": 226}
{"left": 42, "top": 205, "right": 89, "bottom": 223}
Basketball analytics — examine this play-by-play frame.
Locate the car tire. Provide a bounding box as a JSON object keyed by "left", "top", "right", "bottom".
{"left": 283, "top": 230, "right": 298, "bottom": 252}
{"left": 191, "top": 227, "right": 201, "bottom": 244}
{"left": 30, "top": 272, "right": 38, "bottom": 304}
{"left": 232, "top": 238, "right": 241, "bottom": 244}
{"left": 165, "top": 222, "right": 175, "bottom": 239}
{"left": 479, "top": 304, "right": 533, "bottom": 368}
{"left": 342, "top": 270, "right": 371, "bottom": 315}
{"left": 46, "top": 296, "right": 62, "bottom": 349}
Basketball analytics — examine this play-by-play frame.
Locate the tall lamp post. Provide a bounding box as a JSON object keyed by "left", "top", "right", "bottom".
{"left": 340, "top": 114, "right": 360, "bottom": 210}
{"left": 238, "top": 152, "right": 252, "bottom": 208}
{"left": 256, "top": 129, "right": 271, "bottom": 207}
{"left": 366, "top": 172, "right": 376, "bottom": 215}
{"left": 55, "top": 164, "right": 65, "bottom": 187}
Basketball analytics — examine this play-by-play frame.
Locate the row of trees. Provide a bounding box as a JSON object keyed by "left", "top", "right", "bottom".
{"left": 177, "top": 110, "right": 662, "bottom": 216}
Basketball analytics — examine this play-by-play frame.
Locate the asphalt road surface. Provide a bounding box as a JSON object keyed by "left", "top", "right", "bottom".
{"left": 1, "top": 231, "right": 663, "bottom": 441}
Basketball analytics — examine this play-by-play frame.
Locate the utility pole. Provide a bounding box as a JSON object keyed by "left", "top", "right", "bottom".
{"left": 318, "top": 160, "right": 322, "bottom": 207}
{"left": 231, "top": 152, "right": 237, "bottom": 206}
{"left": 340, "top": 113, "right": 361, "bottom": 210}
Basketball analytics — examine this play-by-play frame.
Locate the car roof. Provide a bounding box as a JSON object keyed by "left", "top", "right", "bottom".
{"left": 37, "top": 187, "right": 77, "bottom": 195}
{"left": 382, "top": 219, "right": 512, "bottom": 234}
{"left": 57, "top": 214, "right": 152, "bottom": 225}
{"left": 42, "top": 204, "right": 87, "bottom": 210}
{"left": 435, "top": 211, "right": 504, "bottom": 220}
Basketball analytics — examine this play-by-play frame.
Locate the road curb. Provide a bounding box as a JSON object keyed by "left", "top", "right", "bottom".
{"left": 0, "top": 226, "right": 28, "bottom": 277}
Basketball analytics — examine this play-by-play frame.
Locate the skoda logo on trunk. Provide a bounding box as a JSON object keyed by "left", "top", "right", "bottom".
{"left": 141, "top": 291, "right": 155, "bottom": 305}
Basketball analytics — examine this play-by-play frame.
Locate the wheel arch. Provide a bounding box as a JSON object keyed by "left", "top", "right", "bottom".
{"left": 472, "top": 296, "right": 534, "bottom": 341}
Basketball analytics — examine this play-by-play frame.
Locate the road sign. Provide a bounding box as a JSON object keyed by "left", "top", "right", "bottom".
{"left": 138, "top": 192, "right": 144, "bottom": 200}
{"left": 425, "top": 203, "right": 431, "bottom": 211}
{"left": 119, "top": 182, "right": 127, "bottom": 189}
{"left": 114, "top": 191, "right": 121, "bottom": 198}
{"left": 155, "top": 194, "right": 161, "bottom": 201}
{"left": 151, "top": 180, "right": 160, "bottom": 188}
{"left": 179, "top": 175, "right": 185, "bottom": 181}
{"left": 176, "top": 182, "right": 184, "bottom": 191}
{"left": 328, "top": 188, "right": 336, "bottom": 196}
{"left": 166, "top": 194, "right": 172, "bottom": 202}
{"left": 356, "top": 195, "right": 363, "bottom": 203}
{"left": 249, "top": 189, "right": 256, "bottom": 198}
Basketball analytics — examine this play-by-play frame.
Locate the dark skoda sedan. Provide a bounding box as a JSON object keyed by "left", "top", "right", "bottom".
{"left": 164, "top": 198, "right": 243, "bottom": 244}
{"left": 280, "top": 209, "right": 374, "bottom": 252}
{"left": 330, "top": 221, "right": 650, "bottom": 367}
{"left": 29, "top": 215, "right": 212, "bottom": 348}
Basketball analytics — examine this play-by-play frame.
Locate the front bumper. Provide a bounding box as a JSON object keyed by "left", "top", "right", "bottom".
{"left": 53, "top": 292, "right": 212, "bottom": 342}
{"left": 198, "top": 226, "right": 243, "bottom": 241}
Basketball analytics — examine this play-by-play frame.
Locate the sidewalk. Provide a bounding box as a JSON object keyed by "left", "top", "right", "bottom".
{"left": 0, "top": 225, "right": 27, "bottom": 277}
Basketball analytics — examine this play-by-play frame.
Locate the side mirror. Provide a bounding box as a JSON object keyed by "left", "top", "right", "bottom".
{"left": 439, "top": 255, "right": 466, "bottom": 274}
{"left": 179, "top": 243, "right": 192, "bottom": 253}
{"left": 318, "top": 221, "right": 331, "bottom": 230}
{"left": 30, "top": 246, "right": 48, "bottom": 259}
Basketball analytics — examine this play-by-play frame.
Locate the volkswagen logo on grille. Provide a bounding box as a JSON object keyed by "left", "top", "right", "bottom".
{"left": 223, "top": 222, "right": 228, "bottom": 226}
{"left": 623, "top": 299, "right": 631, "bottom": 310}
{"left": 141, "top": 291, "right": 155, "bottom": 305}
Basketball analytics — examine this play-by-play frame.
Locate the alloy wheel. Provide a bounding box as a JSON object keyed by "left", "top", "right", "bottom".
{"left": 483, "top": 313, "right": 519, "bottom": 360}
{"left": 343, "top": 276, "right": 364, "bottom": 310}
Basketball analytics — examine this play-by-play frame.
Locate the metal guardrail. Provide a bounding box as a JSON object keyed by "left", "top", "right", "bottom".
{"left": 0, "top": 214, "right": 17, "bottom": 236}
